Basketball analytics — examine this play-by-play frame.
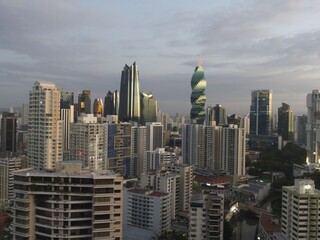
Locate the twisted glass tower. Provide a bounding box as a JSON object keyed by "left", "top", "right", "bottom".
{"left": 190, "top": 66, "right": 206, "bottom": 124}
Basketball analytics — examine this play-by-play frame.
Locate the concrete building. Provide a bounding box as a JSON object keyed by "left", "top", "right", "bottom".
{"left": 131, "top": 126, "right": 146, "bottom": 178}
{"left": 12, "top": 161, "right": 123, "bottom": 240}
{"left": 306, "top": 90, "right": 320, "bottom": 163}
{"left": 28, "top": 81, "right": 63, "bottom": 170}
{"left": 282, "top": 179, "right": 320, "bottom": 240}
{"left": 70, "top": 114, "right": 105, "bottom": 171}
{"left": 221, "top": 125, "right": 246, "bottom": 176}
{"left": 140, "top": 170, "right": 180, "bottom": 219}
{"left": 60, "top": 105, "right": 74, "bottom": 160}
{"left": 146, "top": 148, "right": 176, "bottom": 172}
{"left": 123, "top": 188, "right": 171, "bottom": 240}
{"left": 162, "top": 160, "right": 193, "bottom": 212}
{"left": 0, "top": 156, "right": 21, "bottom": 202}
{"left": 189, "top": 190, "right": 224, "bottom": 240}
{"left": 105, "top": 123, "right": 132, "bottom": 178}
{"left": 146, "top": 122, "right": 163, "bottom": 151}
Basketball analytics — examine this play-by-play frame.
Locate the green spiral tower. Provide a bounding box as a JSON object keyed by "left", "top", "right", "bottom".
{"left": 190, "top": 66, "right": 206, "bottom": 124}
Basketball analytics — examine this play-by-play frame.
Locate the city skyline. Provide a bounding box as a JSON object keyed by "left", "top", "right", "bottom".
{"left": 1, "top": 1, "right": 320, "bottom": 116}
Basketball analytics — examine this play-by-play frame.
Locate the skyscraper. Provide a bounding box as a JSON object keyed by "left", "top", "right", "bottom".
{"left": 250, "top": 89, "right": 273, "bottom": 136}
{"left": 104, "top": 90, "right": 119, "bottom": 117}
{"left": 146, "top": 122, "right": 163, "bottom": 151}
{"left": 296, "top": 115, "right": 307, "bottom": 146}
{"left": 140, "top": 92, "right": 158, "bottom": 125}
{"left": 131, "top": 126, "right": 146, "bottom": 177}
{"left": 93, "top": 98, "right": 103, "bottom": 117}
{"left": 278, "top": 102, "right": 294, "bottom": 141}
{"left": 78, "top": 90, "right": 91, "bottom": 115}
{"left": 1, "top": 112, "right": 17, "bottom": 153}
{"left": 28, "top": 81, "right": 62, "bottom": 170}
{"left": 306, "top": 90, "right": 320, "bottom": 163}
{"left": 190, "top": 66, "right": 206, "bottom": 124}
{"left": 60, "top": 91, "right": 74, "bottom": 109}
{"left": 213, "top": 104, "right": 227, "bottom": 126}
{"left": 119, "top": 62, "right": 140, "bottom": 122}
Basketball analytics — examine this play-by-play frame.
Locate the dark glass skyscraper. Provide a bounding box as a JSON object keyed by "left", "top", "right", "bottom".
{"left": 250, "top": 89, "right": 272, "bottom": 136}
{"left": 78, "top": 90, "right": 91, "bottom": 115}
{"left": 140, "top": 92, "right": 157, "bottom": 125}
{"left": 213, "top": 104, "right": 227, "bottom": 126}
{"left": 1, "top": 112, "right": 17, "bottom": 153}
{"left": 60, "top": 91, "right": 74, "bottom": 109}
{"left": 278, "top": 102, "right": 294, "bottom": 141}
{"left": 104, "top": 90, "right": 119, "bottom": 117}
{"left": 119, "top": 62, "right": 140, "bottom": 122}
{"left": 190, "top": 66, "right": 206, "bottom": 124}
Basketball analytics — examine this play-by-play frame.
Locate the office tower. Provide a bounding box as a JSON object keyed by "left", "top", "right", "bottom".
{"left": 190, "top": 66, "right": 206, "bottom": 124}
{"left": 140, "top": 170, "right": 180, "bottom": 219}
{"left": 296, "top": 115, "right": 307, "bottom": 146}
{"left": 250, "top": 89, "right": 273, "bottom": 136}
{"left": 78, "top": 90, "right": 91, "bottom": 115}
{"left": 278, "top": 103, "right": 294, "bottom": 141}
{"left": 104, "top": 90, "right": 119, "bottom": 117}
{"left": 12, "top": 161, "right": 123, "bottom": 240}
{"left": 0, "top": 156, "right": 21, "bottom": 202}
{"left": 105, "top": 123, "right": 132, "bottom": 177}
{"left": 146, "top": 148, "right": 176, "bottom": 171}
{"left": 140, "top": 92, "right": 158, "bottom": 125}
{"left": 123, "top": 188, "right": 171, "bottom": 240}
{"left": 205, "top": 105, "right": 215, "bottom": 126}
{"left": 213, "top": 104, "right": 227, "bottom": 126}
{"left": 131, "top": 126, "right": 146, "bottom": 177}
{"left": 28, "top": 81, "right": 63, "bottom": 170}
{"left": 60, "top": 105, "right": 74, "bottom": 160}
{"left": 306, "top": 90, "right": 320, "bottom": 163}
{"left": 1, "top": 112, "right": 17, "bottom": 153}
{"left": 281, "top": 179, "right": 320, "bottom": 240}
{"left": 70, "top": 114, "right": 105, "bottom": 171}
{"left": 227, "top": 114, "right": 243, "bottom": 128}
{"left": 158, "top": 111, "right": 169, "bottom": 131}
{"left": 189, "top": 190, "right": 224, "bottom": 240}
{"left": 182, "top": 124, "right": 216, "bottom": 170}
{"left": 146, "top": 122, "right": 163, "bottom": 151}
{"left": 21, "top": 103, "right": 29, "bottom": 126}
{"left": 163, "top": 160, "right": 193, "bottom": 212}
{"left": 119, "top": 62, "right": 140, "bottom": 122}
{"left": 93, "top": 98, "right": 104, "bottom": 117}
{"left": 221, "top": 125, "right": 246, "bottom": 176}
{"left": 60, "top": 91, "right": 74, "bottom": 109}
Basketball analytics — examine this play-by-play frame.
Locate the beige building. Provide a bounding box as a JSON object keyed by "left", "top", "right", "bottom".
{"left": 28, "top": 81, "right": 63, "bottom": 170}
{"left": 282, "top": 179, "right": 320, "bottom": 240}
{"left": 12, "top": 161, "right": 123, "bottom": 240}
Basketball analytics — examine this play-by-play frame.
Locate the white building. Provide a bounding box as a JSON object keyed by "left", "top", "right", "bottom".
{"left": 12, "top": 161, "right": 123, "bottom": 240}
{"left": 61, "top": 105, "right": 74, "bottom": 160}
{"left": 0, "top": 156, "right": 21, "bottom": 202}
{"left": 221, "top": 125, "right": 246, "bottom": 176}
{"left": 28, "top": 81, "right": 63, "bottom": 170}
{"left": 146, "top": 122, "right": 163, "bottom": 151}
{"left": 140, "top": 170, "right": 180, "bottom": 219}
{"left": 306, "top": 90, "right": 320, "bottom": 163}
{"left": 70, "top": 114, "right": 105, "bottom": 171}
{"left": 282, "top": 179, "right": 320, "bottom": 240}
{"left": 189, "top": 190, "right": 224, "bottom": 240}
{"left": 146, "top": 148, "right": 176, "bottom": 171}
{"left": 123, "top": 188, "right": 171, "bottom": 240}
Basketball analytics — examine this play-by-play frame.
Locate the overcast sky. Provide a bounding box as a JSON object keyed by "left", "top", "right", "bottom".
{"left": 1, "top": 0, "right": 320, "bottom": 116}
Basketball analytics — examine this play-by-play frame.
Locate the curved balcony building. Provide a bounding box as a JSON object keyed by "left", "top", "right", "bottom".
{"left": 190, "top": 66, "right": 207, "bottom": 124}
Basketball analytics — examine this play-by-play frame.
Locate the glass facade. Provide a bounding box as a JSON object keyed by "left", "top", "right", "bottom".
{"left": 190, "top": 66, "right": 206, "bottom": 124}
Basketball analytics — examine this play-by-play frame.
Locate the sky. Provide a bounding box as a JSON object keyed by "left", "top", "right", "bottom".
{"left": 1, "top": 0, "right": 320, "bottom": 116}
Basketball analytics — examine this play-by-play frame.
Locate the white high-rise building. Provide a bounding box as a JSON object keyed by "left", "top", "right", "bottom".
{"left": 61, "top": 105, "right": 74, "bottom": 160}
{"left": 123, "top": 188, "right": 171, "bottom": 240}
{"left": 140, "top": 170, "right": 180, "bottom": 219}
{"left": 28, "top": 81, "right": 63, "bottom": 170}
{"left": 306, "top": 90, "right": 320, "bottom": 163}
{"left": 221, "top": 125, "right": 246, "bottom": 176}
{"left": 163, "top": 160, "right": 193, "bottom": 212}
{"left": 282, "top": 179, "right": 320, "bottom": 240}
{"left": 146, "top": 148, "right": 176, "bottom": 171}
{"left": 146, "top": 122, "right": 163, "bottom": 151}
{"left": 70, "top": 114, "right": 105, "bottom": 171}
{"left": 12, "top": 161, "right": 123, "bottom": 240}
{"left": 189, "top": 190, "right": 224, "bottom": 240}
